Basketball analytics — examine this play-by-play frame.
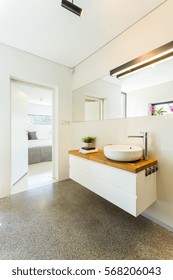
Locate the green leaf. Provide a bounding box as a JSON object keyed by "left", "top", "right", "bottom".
{"left": 82, "top": 136, "right": 96, "bottom": 143}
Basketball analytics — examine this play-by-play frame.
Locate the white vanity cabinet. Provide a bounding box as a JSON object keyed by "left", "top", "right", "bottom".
{"left": 69, "top": 153, "right": 157, "bottom": 217}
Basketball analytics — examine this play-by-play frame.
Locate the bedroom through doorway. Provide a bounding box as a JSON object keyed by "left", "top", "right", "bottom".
{"left": 11, "top": 79, "right": 55, "bottom": 194}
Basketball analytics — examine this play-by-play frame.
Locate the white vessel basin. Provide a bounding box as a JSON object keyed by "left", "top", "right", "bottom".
{"left": 104, "top": 145, "right": 143, "bottom": 162}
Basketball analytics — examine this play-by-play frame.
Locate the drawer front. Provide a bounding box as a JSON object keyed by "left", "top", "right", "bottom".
{"left": 69, "top": 155, "right": 137, "bottom": 216}
{"left": 69, "top": 155, "right": 137, "bottom": 195}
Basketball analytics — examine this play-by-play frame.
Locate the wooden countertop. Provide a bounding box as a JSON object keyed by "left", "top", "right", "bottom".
{"left": 68, "top": 149, "right": 157, "bottom": 174}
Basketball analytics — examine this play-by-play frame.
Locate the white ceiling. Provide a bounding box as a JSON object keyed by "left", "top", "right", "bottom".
{"left": 0, "top": 0, "right": 166, "bottom": 68}
{"left": 11, "top": 81, "right": 53, "bottom": 105}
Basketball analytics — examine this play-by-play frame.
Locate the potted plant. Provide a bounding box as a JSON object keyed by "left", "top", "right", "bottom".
{"left": 82, "top": 136, "right": 96, "bottom": 149}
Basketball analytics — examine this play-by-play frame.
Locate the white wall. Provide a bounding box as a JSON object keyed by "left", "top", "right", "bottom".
{"left": 127, "top": 80, "right": 173, "bottom": 117}
{"left": 85, "top": 79, "right": 122, "bottom": 119}
{"left": 71, "top": 0, "right": 173, "bottom": 230}
{"left": 72, "top": 0, "right": 173, "bottom": 90}
{"left": 0, "top": 43, "right": 72, "bottom": 198}
{"left": 73, "top": 79, "right": 122, "bottom": 121}
{"left": 28, "top": 103, "right": 52, "bottom": 115}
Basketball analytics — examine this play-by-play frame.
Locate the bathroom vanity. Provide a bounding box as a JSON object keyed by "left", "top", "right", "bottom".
{"left": 69, "top": 150, "right": 157, "bottom": 217}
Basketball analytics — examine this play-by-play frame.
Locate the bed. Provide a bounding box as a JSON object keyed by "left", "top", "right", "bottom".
{"left": 28, "top": 139, "right": 52, "bottom": 164}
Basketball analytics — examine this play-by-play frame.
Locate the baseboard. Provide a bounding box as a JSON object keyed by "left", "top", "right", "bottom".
{"left": 142, "top": 212, "right": 173, "bottom": 232}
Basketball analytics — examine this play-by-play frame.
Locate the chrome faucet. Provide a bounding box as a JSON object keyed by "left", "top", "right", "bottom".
{"left": 128, "top": 132, "right": 148, "bottom": 160}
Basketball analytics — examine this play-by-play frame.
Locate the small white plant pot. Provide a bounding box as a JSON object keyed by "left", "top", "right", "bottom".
{"left": 84, "top": 142, "right": 94, "bottom": 148}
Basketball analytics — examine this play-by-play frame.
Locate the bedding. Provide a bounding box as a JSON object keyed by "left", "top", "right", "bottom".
{"left": 28, "top": 139, "right": 52, "bottom": 164}
{"left": 28, "top": 131, "right": 38, "bottom": 140}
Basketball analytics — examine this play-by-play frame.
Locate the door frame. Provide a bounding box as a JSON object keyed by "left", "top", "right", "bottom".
{"left": 10, "top": 76, "right": 58, "bottom": 188}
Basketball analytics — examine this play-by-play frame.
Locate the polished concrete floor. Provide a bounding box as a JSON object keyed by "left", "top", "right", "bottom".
{"left": 0, "top": 179, "right": 173, "bottom": 260}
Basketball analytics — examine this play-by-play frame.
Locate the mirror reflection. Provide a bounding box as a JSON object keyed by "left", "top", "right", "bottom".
{"left": 72, "top": 58, "right": 173, "bottom": 122}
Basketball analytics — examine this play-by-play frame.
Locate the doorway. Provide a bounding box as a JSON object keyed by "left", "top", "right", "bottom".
{"left": 84, "top": 96, "right": 105, "bottom": 120}
{"left": 10, "top": 79, "right": 56, "bottom": 194}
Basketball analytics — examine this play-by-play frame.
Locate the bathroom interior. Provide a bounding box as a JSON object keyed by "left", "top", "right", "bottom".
{"left": 0, "top": 0, "right": 173, "bottom": 260}
{"left": 71, "top": 42, "right": 173, "bottom": 232}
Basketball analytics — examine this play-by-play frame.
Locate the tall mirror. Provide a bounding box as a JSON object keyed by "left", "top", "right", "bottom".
{"left": 72, "top": 57, "right": 173, "bottom": 122}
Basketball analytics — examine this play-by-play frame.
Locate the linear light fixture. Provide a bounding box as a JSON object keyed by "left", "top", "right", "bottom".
{"left": 110, "top": 41, "right": 173, "bottom": 79}
{"left": 61, "top": 0, "right": 83, "bottom": 17}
